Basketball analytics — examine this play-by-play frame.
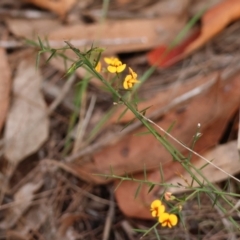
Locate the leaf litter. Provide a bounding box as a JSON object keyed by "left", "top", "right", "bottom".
{"left": 0, "top": 0, "right": 239, "bottom": 239}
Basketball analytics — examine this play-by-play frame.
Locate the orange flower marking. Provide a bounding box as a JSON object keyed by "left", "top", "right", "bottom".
{"left": 150, "top": 200, "right": 165, "bottom": 218}
{"left": 159, "top": 212, "right": 178, "bottom": 228}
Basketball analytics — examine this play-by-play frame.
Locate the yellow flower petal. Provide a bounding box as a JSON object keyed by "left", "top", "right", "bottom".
{"left": 104, "top": 57, "right": 113, "bottom": 64}
{"left": 123, "top": 80, "right": 129, "bottom": 89}
{"left": 95, "top": 61, "right": 101, "bottom": 73}
{"left": 123, "top": 70, "right": 139, "bottom": 89}
{"left": 129, "top": 79, "right": 139, "bottom": 83}
{"left": 129, "top": 67, "right": 137, "bottom": 78}
{"left": 151, "top": 200, "right": 162, "bottom": 208}
{"left": 159, "top": 212, "right": 169, "bottom": 224}
{"left": 114, "top": 59, "right": 121, "bottom": 65}
{"left": 105, "top": 57, "right": 126, "bottom": 73}
{"left": 108, "top": 66, "right": 117, "bottom": 73}
{"left": 150, "top": 200, "right": 165, "bottom": 217}
{"left": 124, "top": 75, "right": 131, "bottom": 82}
{"left": 159, "top": 212, "right": 178, "bottom": 228}
{"left": 116, "top": 64, "right": 126, "bottom": 73}
{"left": 169, "top": 214, "right": 178, "bottom": 226}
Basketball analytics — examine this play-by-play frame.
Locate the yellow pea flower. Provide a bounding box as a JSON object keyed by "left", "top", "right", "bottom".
{"left": 95, "top": 61, "right": 102, "bottom": 73}
{"left": 123, "top": 67, "right": 139, "bottom": 89}
{"left": 150, "top": 200, "right": 165, "bottom": 218}
{"left": 104, "top": 57, "right": 126, "bottom": 73}
{"left": 159, "top": 212, "right": 178, "bottom": 228}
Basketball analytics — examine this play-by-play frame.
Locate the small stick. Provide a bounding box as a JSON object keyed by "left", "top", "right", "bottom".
{"left": 102, "top": 186, "right": 115, "bottom": 240}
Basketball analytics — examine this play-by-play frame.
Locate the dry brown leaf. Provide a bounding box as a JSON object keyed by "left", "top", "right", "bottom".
{"left": 47, "top": 17, "right": 187, "bottom": 54}
{"left": 6, "top": 16, "right": 187, "bottom": 54}
{"left": 0, "top": 48, "right": 11, "bottom": 132}
{"left": 185, "top": 0, "right": 240, "bottom": 55}
{"left": 166, "top": 141, "right": 240, "bottom": 194}
{"left": 0, "top": 181, "right": 43, "bottom": 228}
{"left": 23, "top": 0, "right": 76, "bottom": 17}
{"left": 4, "top": 55, "right": 49, "bottom": 164}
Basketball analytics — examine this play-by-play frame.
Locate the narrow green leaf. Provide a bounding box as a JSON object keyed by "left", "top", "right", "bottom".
{"left": 117, "top": 107, "right": 129, "bottom": 123}
{"left": 86, "top": 107, "right": 116, "bottom": 143}
{"left": 65, "top": 41, "right": 82, "bottom": 58}
{"left": 164, "top": 121, "right": 176, "bottom": 138}
{"left": 199, "top": 161, "right": 211, "bottom": 170}
{"left": 197, "top": 192, "right": 201, "bottom": 209}
{"left": 93, "top": 51, "right": 102, "bottom": 68}
{"left": 134, "top": 183, "right": 142, "bottom": 199}
{"left": 143, "top": 164, "right": 147, "bottom": 181}
{"left": 25, "top": 39, "right": 39, "bottom": 47}
{"left": 44, "top": 37, "right": 51, "bottom": 48}
{"left": 121, "top": 117, "right": 136, "bottom": 131}
{"left": 154, "top": 226, "right": 161, "bottom": 240}
{"left": 38, "top": 36, "right": 45, "bottom": 50}
{"left": 114, "top": 179, "right": 123, "bottom": 192}
{"left": 139, "top": 105, "right": 153, "bottom": 115}
{"left": 46, "top": 49, "right": 57, "bottom": 63}
{"left": 159, "top": 163, "right": 164, "bottom": 183}
{"left": 169, "top": 7, "right": 206, "bottom": 49}
{"left": 212, "top": 194, "right": 220, "bottom": 208}
{"left": 224, "top": 178, "right": 231, "bottom": 192}
{"left": 148, "top": 183, "right": 155, "bottom": 193}
{"left": 36, "top": 52, "right": 41, "bottom": 70}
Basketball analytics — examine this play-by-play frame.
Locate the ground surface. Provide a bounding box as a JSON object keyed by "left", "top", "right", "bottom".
{"left": 0, "top": 0, "right": 240, "bottom": 239}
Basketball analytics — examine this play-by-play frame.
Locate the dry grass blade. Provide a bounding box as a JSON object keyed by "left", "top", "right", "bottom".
{"left": 47, "top": 74, "right": 76, "bottom": 114}
{"left": 73, "top": 94, "right": 97, "bottom": 153}
{"left": 102, "top": 186, "right": 115, "bottom": 240}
